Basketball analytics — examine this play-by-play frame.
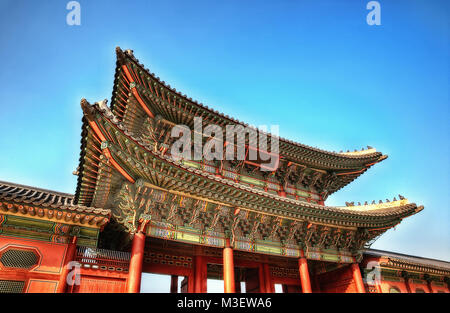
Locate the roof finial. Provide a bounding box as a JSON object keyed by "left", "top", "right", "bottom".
{"left": 80, "top": 98, "right": 95, "bottom": 121}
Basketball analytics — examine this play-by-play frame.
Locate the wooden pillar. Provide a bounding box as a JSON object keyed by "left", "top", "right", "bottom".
{"left": 263, "top": 263, "right": 273, "bottom": 293}
{"left": 298, "top": 250, "right": 312, "bottom": 293}
{"left": 170, "top": 275, "right": 178, "bottom": 293}
{"left": 126, "top": 231, "right": 146, "bottom": 293}
{"left": 258, "top": 264, "right": 266, "bottom": 293}
{"left": 351, "top": 262, "right": 366, "bottom": 293}
{"left": 194, "top": 255, "right": 207, "bottom": 293}
{"left": 223, "top": 238, "right": 235, "bottom": 293}
{"left": 181, "top": 277, "right": 189, "bottom": 293}
{"left": 57, "top": 236, "right": 77, "bottom": 293}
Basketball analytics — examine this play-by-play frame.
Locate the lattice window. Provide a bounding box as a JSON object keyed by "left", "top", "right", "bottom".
{"left": 0, "top": 280, "right": 25, "bottom": 293}
{"left": 0, "top": 249, "right": 38, "bottom": 269}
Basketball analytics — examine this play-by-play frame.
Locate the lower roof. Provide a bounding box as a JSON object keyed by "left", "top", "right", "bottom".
{"left": 0, "top": 180, "right": 110, "bottom": 223}
{"left": 364, "top": 248, "right": 450, "bottom": 274}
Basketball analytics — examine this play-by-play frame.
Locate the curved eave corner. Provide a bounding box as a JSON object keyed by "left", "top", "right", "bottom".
{"left": 335, "top": 198, "right": 424, "bottom": 223}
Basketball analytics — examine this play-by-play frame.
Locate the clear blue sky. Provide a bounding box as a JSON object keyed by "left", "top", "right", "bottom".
{"left": 0, "top": 0, "right": 448, "bottom": 291}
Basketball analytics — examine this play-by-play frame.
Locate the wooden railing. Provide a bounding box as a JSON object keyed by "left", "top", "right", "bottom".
{"left": 76, "top": 247, "right": 130, "bottom": 272}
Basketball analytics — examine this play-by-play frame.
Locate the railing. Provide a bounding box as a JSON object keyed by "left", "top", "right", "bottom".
{"left": 76, "top": 247, "right": 130, "bottom": 272}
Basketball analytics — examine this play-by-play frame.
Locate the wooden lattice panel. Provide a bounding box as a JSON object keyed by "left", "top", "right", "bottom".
{"left": 270, "top": 266, "right": 300, "bottom": 279}
{"left": 0, "top": 248, "right": 39, "bottom": 270}
{"left": 143, "top": 250, "right": 192, "bottom": 268}
{"left": 0, "top": 280, "right": 25, "bottom": 293}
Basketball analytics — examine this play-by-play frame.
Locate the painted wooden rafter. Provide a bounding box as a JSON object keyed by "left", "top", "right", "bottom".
{"left": 81, "top": 99, "right": 136, "bottom": 184}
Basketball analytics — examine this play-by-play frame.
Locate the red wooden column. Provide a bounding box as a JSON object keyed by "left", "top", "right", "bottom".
{"left": 258, "top": 264, "right": 266, "bottom": 293}
{"left": 170, "top": 275, "right": 178, "bottom": 293}
{"left": 194, "top": 255, "right": 207, "bottom": 293}
{"left": 57, "top": 236, "right": 78, "bottom": 293}
{"left": 127, "top": 231, "right": 146, "bottom": 293}
{"left": 298, "top": 250, "right": 312, "bottom": 293}
{"left": 263, "top": 263, "right": 273, "bottom": 293}
{"left": 351, "top": 262, "right": 366, "bottom": 293}
{"left": 223, "top": 238, "right": 235, "bottom": 293}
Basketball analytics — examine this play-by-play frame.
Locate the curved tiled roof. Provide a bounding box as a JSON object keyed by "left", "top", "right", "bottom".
{"left": 365, "top": 249, "right": 450, "bottom": 275}
{"left": 76, "top": 100, "right": 423, "bottom": 228}
{"left": 0, "top": 180, "right": 110, "bottom": 217}
{"left": 111, "top": 47, "right": 387, "bottom": 167}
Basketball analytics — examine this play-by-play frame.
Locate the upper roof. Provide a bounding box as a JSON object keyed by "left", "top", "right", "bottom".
{"left": 110, "top": 47, "right": 387, "bottom": 171}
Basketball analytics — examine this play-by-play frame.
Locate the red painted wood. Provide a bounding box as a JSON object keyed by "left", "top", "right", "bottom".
{"left": 72, "top": 275, "right": 126, "bottom": 293}
{"left": 317, "top": 265, "right": 357, "bottom": 293}
{"left": 56, "top": 236, "right": 77, "bottom": 293}
{"left": 223, "top": 238, "right": 235, "bottom": 293}
{"left": 0, "top": 270, "right": 60, "bottom": 282}
{"left": 298, "top": 252, "right": 312, "bottom": 293}
{"left": 258, "top": 264, "right": 266, "bottom": 293}
{"left": 243, "top": 267, "right": 260, "bottom": 293}
{"left": 272, "top": 276, "right": 302, "bottom": 286}
{"left": 188, "top": 273, "right": 195, "bottom": 293}
{"left": 194, "top": 255, "right": 207, "bottom": 293}
{"left": 0, "top": 236, "right": 69, "bottom": 293}
{"left": 126, "top": 232, "right": 145, "bottom": 293}
{"left": 351, "top": 263, "right": 366, "bottom": 293}
{"left": 142, "top": 263, "right": 192, "bottom": 277}
{"left": 170, "top": 275, "right": 178, "bottom": 293}
{"left": 263, "top": 263, "right": 273, "bottom": 293}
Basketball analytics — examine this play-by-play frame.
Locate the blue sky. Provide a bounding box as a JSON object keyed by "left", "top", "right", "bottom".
{"left": 0, "top": 0, "right": 448, "bottom": 291}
